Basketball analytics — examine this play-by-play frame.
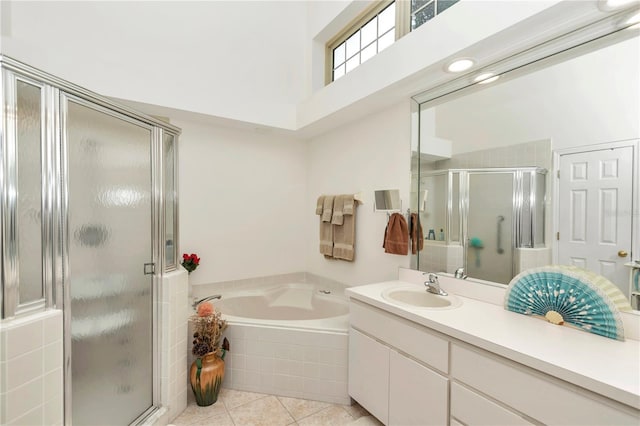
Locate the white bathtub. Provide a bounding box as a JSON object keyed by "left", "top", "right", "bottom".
{"left": 215, "top": 283, "right": 349, "bottom": 331}
{"left": 200, "top": 281, "right": 350, "bottom": 404}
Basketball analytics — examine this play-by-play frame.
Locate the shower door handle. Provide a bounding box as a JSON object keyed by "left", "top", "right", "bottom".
{"left": 144, "top": 263, "right": 155, "bottom": 275}
{"left": 497, "top": 215, "right": 505, "bottom": 254}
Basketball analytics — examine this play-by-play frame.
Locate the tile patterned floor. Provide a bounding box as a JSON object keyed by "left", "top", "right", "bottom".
{"left": 171, "top": 388, "right": 383, "bottom": 426}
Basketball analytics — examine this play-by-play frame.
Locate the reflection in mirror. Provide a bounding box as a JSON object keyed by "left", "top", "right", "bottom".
{"left": 411, "top": 27, "right": 639, "bottom": 309}
{"left": 419, "top": 167, "right": 546, "bottom": 284}
{"left": 374, "top": 189, "right": 401, "bottom": 211}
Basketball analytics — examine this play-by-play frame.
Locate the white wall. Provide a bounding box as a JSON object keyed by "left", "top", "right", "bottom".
{"left": 305, "top": 100, "right": 412, "bottom": 286}
{"left": 176, "top": 118, "right": 307, "bottom": 285}
{"left": 1, "top": 0, "right": 575, "bottom": 134}
{"left": 0, "top": 1, "right": 307, "bottom": 129}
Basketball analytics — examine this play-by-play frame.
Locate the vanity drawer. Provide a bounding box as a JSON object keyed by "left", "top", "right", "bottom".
{"left": 451, "top": 344, "right": 639, "bottom": 425}
{"left": 350, "top": 301, "right": 448, "bottom": 373}
{"left": 451, "top": 382, "right": 532, "bottom": 425}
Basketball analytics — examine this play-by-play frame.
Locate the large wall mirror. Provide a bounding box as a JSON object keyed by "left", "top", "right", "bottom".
{"left": 411, "top": 19, "right": 639, "bottom": 310}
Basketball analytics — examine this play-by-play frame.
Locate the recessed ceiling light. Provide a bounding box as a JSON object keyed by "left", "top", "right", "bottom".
{"left": 446, "top": 58, "right": 475, "bottom": 73}
{"left": 473, "top": 72, "right": 500, "bottom": 84}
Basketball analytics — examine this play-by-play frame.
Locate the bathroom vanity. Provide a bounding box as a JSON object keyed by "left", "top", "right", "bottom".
{"left": 345, "top": 275, "right": 640, "bottom": 425}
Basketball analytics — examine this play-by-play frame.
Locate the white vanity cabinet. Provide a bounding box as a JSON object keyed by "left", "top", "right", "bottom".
{"left": 348, "top": 301, "right": 449, "bottom": 425}
{"left": 347, "top": 297, "right": 640, "bottom": 426}
{"left": 450, "top": 344, "right": 639, "bottom": 425}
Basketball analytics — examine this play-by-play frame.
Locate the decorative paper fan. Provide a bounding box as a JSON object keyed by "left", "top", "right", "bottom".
{"left": 504, "top": 265, "right": 630, "bottom": 341}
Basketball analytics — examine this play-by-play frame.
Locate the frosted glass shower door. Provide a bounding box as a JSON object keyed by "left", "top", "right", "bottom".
{"left": 466, "top": 173, "right": 514, "bottom": 284}
{"left": 66, "top": 99, "right": 154, "bottom": 425}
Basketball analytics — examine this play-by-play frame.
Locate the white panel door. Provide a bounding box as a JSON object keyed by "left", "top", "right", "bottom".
{"left": 558, "top": 146, "right": 633, "bottom": 296}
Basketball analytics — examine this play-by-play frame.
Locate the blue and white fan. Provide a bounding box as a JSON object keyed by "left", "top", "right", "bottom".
{"left": 504, "top": 265, "right": 631, "bottom": 341}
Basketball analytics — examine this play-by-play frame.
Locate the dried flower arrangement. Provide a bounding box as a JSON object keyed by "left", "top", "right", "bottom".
{"left": 191, "top": 301, "right": 228, "bottom": 358}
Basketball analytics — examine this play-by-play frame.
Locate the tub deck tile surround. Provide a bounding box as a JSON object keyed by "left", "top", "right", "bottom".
{"left": 190, "top": 273, "right": 351, "bottom": 404}
{"left": 222, "top": 323, "right": 349, "bottom": 405}
{"left": 171, "top": 388, "right": 381, "bottom": 426}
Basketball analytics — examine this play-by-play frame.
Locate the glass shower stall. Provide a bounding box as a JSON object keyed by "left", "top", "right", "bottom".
{"left": 1, "top": 56, "right": 179, "bottom": 425}
{"left": 418, "top": 167, "right": 546, "bottom": 284}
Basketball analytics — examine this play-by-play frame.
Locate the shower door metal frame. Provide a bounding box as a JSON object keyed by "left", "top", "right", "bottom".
{"left": 60, "top": 93, "right": 161, "bottom": 425}
{"left": 0, "top": 69, "right": 56, "bottom": 319}
{"left": 418, "top": 167, "right": 546, "bottom": 280}
{"left": 160, "top": 130, "right": 180, "bottom": 273}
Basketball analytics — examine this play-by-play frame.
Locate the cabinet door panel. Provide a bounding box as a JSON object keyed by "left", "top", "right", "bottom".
{"left": 389, "top": 350, "right": 448, "bottom": 426}
{"left": 349, "top": 328, "right": 389, "bottom": 424}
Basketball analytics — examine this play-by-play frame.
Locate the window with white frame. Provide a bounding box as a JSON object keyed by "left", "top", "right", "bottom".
{"left": 331, "top": 2, "right": 397, "bottom": 81}
{"left": 328, "top": 0, "right": 460, "bottom": 83}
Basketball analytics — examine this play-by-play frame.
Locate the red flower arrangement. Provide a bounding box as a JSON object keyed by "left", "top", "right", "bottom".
{"left": 182, "top": 253, "right": 200, "bottom": 274}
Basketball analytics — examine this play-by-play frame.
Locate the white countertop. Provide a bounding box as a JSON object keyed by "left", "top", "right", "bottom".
{"left": 346, "top": 280, "right": 640, "bottom": 410}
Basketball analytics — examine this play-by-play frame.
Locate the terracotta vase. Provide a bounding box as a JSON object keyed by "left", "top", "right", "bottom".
{"left": 190, "top": 352, "right": 225, "bottom": 406}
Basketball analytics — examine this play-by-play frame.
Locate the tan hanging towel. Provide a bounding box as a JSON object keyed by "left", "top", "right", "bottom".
{"left": 319, "top": 220, "right": 334, "bottom": 257}
{"left": 410, "top": 213, "right": 424, "bottom": 255}
{"left": 316, "top": 195, "right": 325, "bottom": 216}
{"left": 343, "top": 194, "right": 355, "bottom": 216}
{"left": 319, "top": 195, "right": 335, "bottom": 256}
{"left": 331, "top": 195, "right": 344, "bottom": 225}
{"left": 321, "top": 195, "right": 334, "bottom": 223}
{"left": 333, "top": 202, "right": 357, "bottom": 261}
{"left": 383, "top": 213, "right": 409, "bottom": 255}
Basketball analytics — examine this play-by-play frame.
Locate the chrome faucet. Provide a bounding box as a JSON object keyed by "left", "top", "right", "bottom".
{"left": 454, "top": 267, "right": 467, "bottom": 279}
{"left": 192, "top": 294, "right": 222, "bottom": 309}
{"left": 423, "top": 273, "right": 448, "bottom": 296}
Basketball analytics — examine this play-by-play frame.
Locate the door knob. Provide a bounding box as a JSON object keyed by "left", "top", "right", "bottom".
{"left": 618, "top": 250, "right": 628, "bottom": 258}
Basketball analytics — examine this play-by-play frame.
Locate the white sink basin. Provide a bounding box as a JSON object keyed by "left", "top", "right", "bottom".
{"left": 381, "top": 286, "right": 462, "bottom": 310}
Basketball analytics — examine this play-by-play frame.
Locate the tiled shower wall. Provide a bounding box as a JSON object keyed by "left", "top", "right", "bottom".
{"left": 419, "top": 242, "right": 464, "bottom": 274}
{"left": 161, "top": 270, "right": 190, "bottom": 422}
{"left": 433, "top": 139, "right": 552, "bottom": 170}
{"left": 515, "top": 248, "right": 552, "bottom": 274}
{"left": 0, "top": 310, "right": 64, "bottom": 425}
{"left": 0, "top": 271, "right": 188, "bottom": 426}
